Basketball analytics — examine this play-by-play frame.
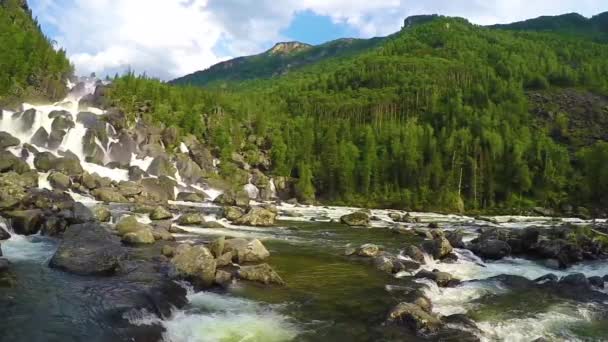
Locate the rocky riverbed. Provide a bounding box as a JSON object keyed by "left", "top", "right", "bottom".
{"left": 1, "top": 77, "right": 608, "bottom": 341}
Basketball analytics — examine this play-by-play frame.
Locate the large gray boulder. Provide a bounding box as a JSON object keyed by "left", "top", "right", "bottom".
{"left": 234, "top": 207, "right": 277, "bottom": 227}
{"left": 0, "top": 132, "right": 20, "bottom": 149}
{"left": 147, "top": 155, "right": 176, "bottom": 178}
{"left": 387, "top": 302, "right": 441, "bottom": 334}
{"left": 470, "top": 239, "right": 512, "bottom": 260}
{"left": 175, "top": 153, "right": 205, "bottom": 184}
{"left": 140, "top": 176, "right": 177, "bottom": 202}
{"left": 421, "top": 230, "right": 453, "bottom": 260}
{"left": 30, "top": 127, "right": 49, "bottom": 148}
{"left": 171, "top": 244, "right": 216, "bottom": 287}
{"left": 0, "top": 151, "right": 30, "bottom": 174}
{"left": 237, "top": 264, "right": 285, "bottom": 285}
{"left": 4, "top": 209, "right": 44, "bottom": 235}
{"left": 49, "top": 223, "right": 126, "bottom": 276}
{"left": 340, "top": 211, "right": 371, "bottom": 227}
{"left": 223, "top": 238, "right": 270, "bottom": 263}
{"left": 92, "top": 187, "right": 128, "bottom": 203}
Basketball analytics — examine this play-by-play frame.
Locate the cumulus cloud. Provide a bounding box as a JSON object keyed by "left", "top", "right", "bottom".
{"left": 29, "top": 0, "right": 607, "bottom": 80}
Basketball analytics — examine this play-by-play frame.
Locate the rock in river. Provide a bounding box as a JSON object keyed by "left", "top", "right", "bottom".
{"left": 49, "top": 223, "right": 126, "bottom": 276}
{"left": 237, "top": 263, "right": 285, "bottom": 285}
{"left": 340, "top": 211, "right": 371, "bottom": 227}
{"left": 387, "top": 302, "right": 441, "bottom": 334}
{"left": 223, "top": 238, "right": 270, "bottom": 263}
{"left": 234, "top": 207, "right": 276, "bottom": 227}
{"left": 171, "top": 244, "right": 217, "bottom": 287}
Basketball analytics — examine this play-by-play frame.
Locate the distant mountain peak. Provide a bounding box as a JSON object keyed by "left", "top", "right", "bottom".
{"left": 267, "top": 42, "right": 312, "bottom": 56}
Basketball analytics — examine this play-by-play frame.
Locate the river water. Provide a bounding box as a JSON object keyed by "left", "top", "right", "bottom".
{"left": 1, "top": 78, "right": 608, "bottom": 341}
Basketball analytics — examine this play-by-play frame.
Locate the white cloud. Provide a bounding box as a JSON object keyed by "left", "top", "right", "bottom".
{"left": 29, "top": 0, "right": 607, "bottom": 80}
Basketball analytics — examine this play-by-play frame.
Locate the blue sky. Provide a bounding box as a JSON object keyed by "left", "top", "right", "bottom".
{"left": 28, "top": 0, "right": 608, "bottom": 80}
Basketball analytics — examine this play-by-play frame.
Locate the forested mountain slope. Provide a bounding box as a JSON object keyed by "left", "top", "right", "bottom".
{"left": 108, "top": 16, "right": 608, "bottom": 214}
{"left": 492, "top": 12, "right": 608, "bottom": 42}
{"left": 0, "top": 0, "right": 73, "bottom": 107}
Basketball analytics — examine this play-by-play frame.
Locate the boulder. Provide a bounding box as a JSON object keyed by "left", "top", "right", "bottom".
{"left": 559, "top": 273, "right": 590, "bottom": 288}
{"left": 177, "top": 213, "right": 205, "bottom": 226}
{"left": 16, "top": 108, "right": 37, "bottom": 132}
{"left": 175, "top": 153, "right": 205, "bottom": 184}
{"left": 51, "top": 115, "right": 75, "bottom": 131}
{"left": 402, "top": 244, "right": 426, "bottom": 263}
{"left": 0, "top": 132, "right": 20, "bottom": 149}
{"left": 588, "top": 276, "right": 604, "bottom": 288}
{"left": 0, "top": 151, "right": 29, "bottom": 174}
{"left": 4, "top": 209, "right": 44, "bottom": 235}
{"left": 209, "top": 236, "right": 225, "bottom": 258}
{"left": 140, "top": 176, "right": 176, "bottom": 202}
{"left": 81, "top": 172, "right": 112, "bottom": 190}
{"left": 117, "top": 181, "right": 143, "bottom": 197}
{"left": 48, "top": 172, "right": 71, "bottom": 189}
{"left": 147, "top": 156, "right": 176, "bottom": 178}
{"left": 0, "top": 227, "right": 10, "bottom": 240}
{"left": 445, "top": 229, "right": 466, "bottom": 249}
{"left": 223, "top": 238, "right": 270, "bottom": 263}
{"left": 415, "top": 270, "right": 456, "bottom": 287}
{"left": 176, "top": 192, "right": 206, "bottom": 203}
{"left": 152, "top": 228, "right": 174, "bottom": 241}
{"left": 340, "top": 211, "right": 370, "bottom": 227}
{"left": 237, "top": 264, "right": 285, "bottom": 285}
{"left": 0, "top": 171, "right": 37, "bottom": 207}
{"left": 122, "top": 229, "right": 156, "bottom": 245}
{"left": 92, "top": 187, "right": 128, "bottom": 203}
{"left": 357, "top": 244, "right": 381, "bottom": 257}
{"left": 234, "top": 207, "right": 277, "bottom": 227}
{"left": 471, "top": 239, "right": 512, "bottom": 260}
{"left": 223, "top": 206, "right": 245, "bottom": 221}
{"left": 47, "top": 129, "right": 66, "bottom": 149}
{"left": 116, "top": 216, "right": 145, "bottom": 236}
{"left": 150, "top": 206, "right": 173, "bottom": 220}
{"left": 51, "top": 157, "right": 84, "bottom": 176}
{"left": 386, "top": 302, "right": 441, "bottom": 334}
{"left": 93, "top": 205, "right": 111, "bottom": 222}
{"left": 49, "top": 223, "right": 125, "bottom": 276}
{"left": 421, "top": 233, "right": 453, "bottom": 260}
{"left": 30, "top": 127, "right": 49, "bottom": 147}
{"left": 161, "top": 245, "right": 176, "bottom": 258}
{"left": 34, "top": 152, "right": 57, "bottom": 171}
{"left": 128, "top": 165, "right": 147, "bottom": 181}
{"left": 214, "top": 270, "right": 233, "bottom": 286}
{"left": 214, "top": 189, "right": 250, "bottom": 207}
{"left": 171, "top": 244, "right": 217, "bottom": 287}
{"left": 200, "top": 221, "right": 226, "bottom": 229}
{"left": 71, "top": 202, "right": 95, "bottom": 223}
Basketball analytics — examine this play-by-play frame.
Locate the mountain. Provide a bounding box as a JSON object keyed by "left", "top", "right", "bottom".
{"left": 492, "top": 12, "right": 608, "bottom": 42}
{"left": 170, "top": 37, "right": 387, "bottom": 87}
{"left": 110, "top": 14, "right": 608, "bottom": 213}
{"left": 0, "top": 0, "right": 73, "bottom": 108}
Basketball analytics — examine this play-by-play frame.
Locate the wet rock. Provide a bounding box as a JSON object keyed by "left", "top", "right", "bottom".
{"left": 175, "top": 153, "right": 205, "bottom": 184}
{"left": 0, "top": 226, "right": 10, "bottom": 240}
{"left": 147, "top": 156, "right": 176, "bottom": 178}
{"left": 0, "top": 151, "right": 30, "bottom": 174}
{"left": 150, "top": 206, "right": 173, "bottom": 220}
{"left": 373, "top": 253, "right": 409, "bottom": 274}
{"left": 176, "top": 192, "right": 206, "bottom": 203}
{"left": 177, "top": 213, "right": 205, "bottom": 226}
{"left": 214, "top": 189, "right": 250, "bottom": 207}
{"left": 559, "top": 273, "right": 590, "bottom": 288}
{"left": 223, "top": 238, "right": 270, "bottom": 263}
{"left": 200, "top": 221, "right": 225, "bottom": 229}
{"left": 0, "top": 132, "right": 20, "bottom": 149}
{"left": 215, "top": 252, "right": 233, "bottom": 267}
{"left": 128, "top": 165, "right": 147, "bottom": 181}
{"left": 103, "top": 108, "right": 126, "bottom": 131}
{"left": 282, "top": 210, "right": 303, "bottom": 218}
{"left": 237, "top": 264, "right": 285, "bottom": 285}
{"left": 588, "top": 276, "right": 605, "bottom": 288}
{"left": 51, "top": 157, "right": 84, "bottom": 176}
{"left": 47, "top": 129, "right": 66, "bottom": 149}
{"left": 470, "top": 239, "right": 512, "bottom": 260}
{"left": 17, "top": 108, "right": 37, "bottom": 132}
{"left": 92, "top": 187, "right": 129, "bottom": 203}
{"left": 0, "top": 258, "right": 8, "bottom": 273}
{"left": 534, "top": 273, "right": 559, "bottom": 285}
{"left": 152, "top": 228, "right": 174, "bottom": 241}
{"left": 30, "top": 127, "right": 49, "bottom": 147}
{"left": 116, "top": 216, "right": 146, "bottom": 235}
{"left": 4, "top": 209, "right": 44, "bottom": 235}
{"left": 93, "top": 205, "right": 111, "bottom": 222}
{"left": 161, "top": 245, "right": 176, "bottom": 258}
{"left": 51, "top": 115, "right": 75, "bottom": 131}
{"left": 340, "top": 211, "right": 371, "bottom": 227}
{"left": 223, "top": 206, "right": 245, "bottom": 221}
{"left": 386, "top": 302, "right": 441, "bottom": 334}
{"left": 214, "top": 270, "right": 233, "bottom": 286}
{"left": 182, "top": 136, "right": 216, "bottom": 177}
{"left": 81, "top": 172, "right": 112, "bottom": 190}
{"left": 421, "top": 233, "right": 453, "bottom": 260}
{"left": 122, "top": 229, "right": 156, "bottom": 245}
{"left": 109, "top": 132, "right": 136, "bottom": 166}
{"left": 140, "top": 176, "right": 177, "bottom": 202}
{"left": 71, "top": 202, "right": 95, "bottom": 223}
{"left": 48, "top": 171, "right": 71, "bottom": 189}
{"left": 117, "top": 181, "right": 143, "bottom": 197}
{"left": 171, "top": 244, "right": 216, "bottom": 287}
{"left": 415, "top": 269, "right": 457, "bottom": 287}
{"left": 209, "top": 236, "right": 225, "bottom": 258}
{"left": 234, "top": 207, "right": 277, "bottom": 227}
{"left": 34, "top": 151, "right": 57, "bottom": 171}
{"left": 48, "top": 109, "right": 71, "bottom": 120}
{"left": 357, "top": 243, "right": 381, "bottom": 257}
{"left": 445, "top": 229, "right": 466, "bottom": 249}
{"left": 49, "top": 223, "right": 126, "bottom": 276}
{"left": 402, "top": 244, "right": 426, "bottom": 263}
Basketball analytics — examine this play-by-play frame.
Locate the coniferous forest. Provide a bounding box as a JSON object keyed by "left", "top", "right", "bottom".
{"left": 106, "top": 16, "right": 608, "bottom": 213}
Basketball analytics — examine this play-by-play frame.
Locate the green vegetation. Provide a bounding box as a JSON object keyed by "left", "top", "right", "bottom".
{"left": 0, "top": 0, "right": 73, "bottom": 107}
{"left": 108, "top": 16, "right": 608, "bottom": 213}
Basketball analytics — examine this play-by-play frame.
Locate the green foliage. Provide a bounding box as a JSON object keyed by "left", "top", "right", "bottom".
{"left": 0, "top": 0, "right": 73, "bottom": 106}
{"left": 108, "top": 16, "right": 608, "bottom": 212}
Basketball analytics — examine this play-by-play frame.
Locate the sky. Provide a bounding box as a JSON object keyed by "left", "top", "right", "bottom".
{"left": 29, "top": 0, "right": 608, "bottom": 81}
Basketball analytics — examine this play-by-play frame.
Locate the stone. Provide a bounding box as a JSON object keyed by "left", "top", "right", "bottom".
{"left": 0, "top": 151, "right": 30, "bottom": 174}
{"left": 209, "top": 236, "right": 225, "bottom": 258}
{"left": 340, "top": 211, "right": 370, "bottom": 227}
{"left": 4, "top": 209, "right": 44, "bottom": 235}
{"left": 122, "top": 229, "right": 156, "bottom": 245}
{"left": 421, "top": 235, "right": 453, "bottom": 260}
{"left": 223, "top": 206, "right": 245, "bottom": 221}
{"left": 588, "top": 276, "right": 605, "bottom": 288}
{"left": 415, "top": 270, "right": 456, "bottom": 287}
{"left": 215, "top": 252, "right": 233, "bottom": 267}
{"left": 71, "top": 202, "right": 95, "bottom": 223}
{"left": 171, "top": 244, "right": 217, "bottom": 287}
{"left": 200, "top": 221, "right": 225, "bottom": 229}
{"left": 30, "top": 127, "right": 49, "bottom": 147}
{"left": 177, "top": 213, "right": 205, "bottom": 226}
{"left": 0, "top": 227, "right": 10, "bottom": 240}
{"left": 48, "top": 171, "right": 71, "bottom": 189}
{"left": 223, "top": 238, "right": 270, "bottom": 263}
{"left": 128, "top": 165, "right": 147, "bottom": 181}
{"left": 214, "top": 270, "right": 233, "bottom": 285}
{"left": 34, "top": 152, "right": 57, "bottom": 171}
{"left": 152, "top": 228, "right": 174, "bottom": 241}
{"left": 51, "top": 115, "right": 75, "bottom": 131}
{"left": 93, "top": 205, "right": 111, "bottom": 222}
{"left": 402, "top": 244, "right": 426, "bottom": 263}
{"left": 47, "top": 129, "right": 66, "bottom": 149}
{"left": 237, "top": 264, "right": 285, "bottom": 285}
{"left": 150, "top": 206, "right": 173, "bottom": 220}
{"left": 175, "top": 153, "right": 205, "bottom": 184}
{"left": 234, "top": 207, "right": 277, "bottom": 227}
{"left": 176, "top": 192, "right": 206, "bottom": 203}
{"left": 471, "top": 239, "right": 512, "bottom": 260}
{"left": 559, "top": 273, "right": 590, "bottom": 288}
{"left": 92, "top": 188, "right": 128, "bottom": 203}
{"left": 147, "top": 156, "right": 177, "bottom": 178}
{"left": 51, "top": 157, "right": 84, "bottom": 176}
{"left": 49, "top": 223, "right": 126, "bottom": 276}
{"left": 357, "top": 243, "right": 381, "bottom": 257}
{"left": 445, "top": 229, "right": 466, "bottom": 249}
{"left": 116, "top": 216, "right": 144, "bottom": 236}
{"left": 81, "top": 172, "right": 112, "bottom": 190}
{"left": 162, "top": 245, "right": 176, "bottom": 258}
{"left": 117, "top": 181, "right": 143, "bottom": 197}
{"left": 0, "top": 132, "right": 20, "bottom": 149}
{"left": 387, "top": 302, "right": 441, "bottom": 334}
{"left": 140, "top": 177, "right": 177, "bottom": 202}
{"left": 214, "top": 189, "right": 250, "bottom": 207}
